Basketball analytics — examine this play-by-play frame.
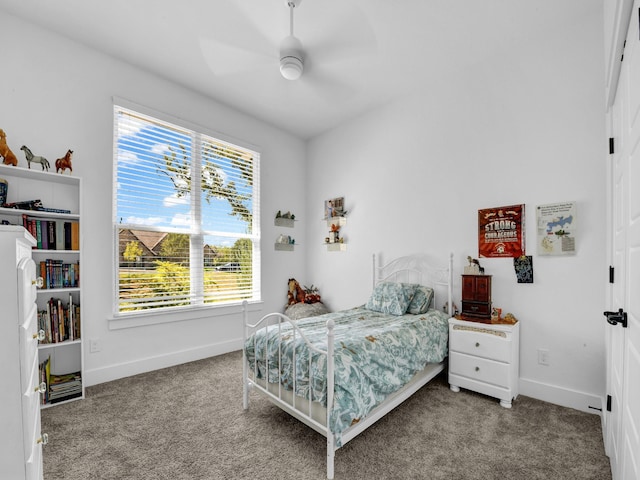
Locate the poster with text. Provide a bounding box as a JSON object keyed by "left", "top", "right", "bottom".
{"left": 478, "top": 204, "right": 525, "bottom": 258}
{"left": 536, "top": 201, "right": 576, "bottom": 256}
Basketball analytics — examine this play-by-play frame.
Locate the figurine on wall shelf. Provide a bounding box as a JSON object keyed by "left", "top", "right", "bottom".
{"left": 20, "top": 145, "right": 50, "bottom": 171}
{"left": 55, "top": 149, "right": 73, "bottom": 174}
{"left": 0, "top": 129, "right": 18, "bottom": 166}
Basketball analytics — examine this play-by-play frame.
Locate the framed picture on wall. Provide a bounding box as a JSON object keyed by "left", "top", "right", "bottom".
{"left": 536, "top": 201, "right": 576, "bottom": 256}
{"left": 478, "top": 204, "right": 525, "bottom": 258}
{"left": 324, "top": 196, "right": 345, "bottom": 219}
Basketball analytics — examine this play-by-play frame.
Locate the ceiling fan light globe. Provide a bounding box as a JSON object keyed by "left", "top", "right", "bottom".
{"left": 280, "top": 56, "right": 303, "bottom": 80}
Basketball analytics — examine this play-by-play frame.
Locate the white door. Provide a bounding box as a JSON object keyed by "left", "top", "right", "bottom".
{"left": 606, "top": 3, "right": 640, "bottom": 479}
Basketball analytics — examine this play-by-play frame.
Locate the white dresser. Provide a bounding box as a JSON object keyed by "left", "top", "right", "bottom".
{"left": 448, "top": 317, "right": 520, "bottom": 408}
{"left": 0, "top": 226, "right": 46, "bottom": 480}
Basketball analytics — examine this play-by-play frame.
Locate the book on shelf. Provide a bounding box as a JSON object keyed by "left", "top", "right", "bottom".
{"left": 37, "top": 295, "right": 80, "bottom": 344}
{"left": 38, "top": 356, "right": 82, "bottom": 405}
{"left": 22, "top": 215, "right": 79, "bottom": 250}
{"left": 38, "top": 259, "right": 79, "bottom": 289}
{"left": 2, "top": 198, "right": 71, "bottom": 214}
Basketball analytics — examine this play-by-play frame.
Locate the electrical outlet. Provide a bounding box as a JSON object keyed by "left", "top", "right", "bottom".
{"left": 538, "top": 348, "right": 549, "bottom": 366}
{"left": 90, "top": 338, "right": 101, "bottom": 353}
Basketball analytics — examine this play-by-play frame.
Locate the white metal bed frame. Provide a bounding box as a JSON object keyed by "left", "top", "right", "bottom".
{"left": 242, "top": 253, "right": 453, "bottom": 479}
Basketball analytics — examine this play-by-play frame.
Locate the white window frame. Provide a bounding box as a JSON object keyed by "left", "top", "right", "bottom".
{"left": 111, "top": 99, "right": 261, "bottom": 321}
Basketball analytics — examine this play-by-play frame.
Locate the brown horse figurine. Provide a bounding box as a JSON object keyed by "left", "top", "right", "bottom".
{"left": 0, "top": 129, "right": 18, "bottom": 166}
{"left": 55, "top": 149, "right": 73, "bottom": 174}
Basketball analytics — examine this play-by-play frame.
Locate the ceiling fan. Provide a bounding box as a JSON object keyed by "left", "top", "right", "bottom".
{"left": 199, "top": 0, "right": 377, "bottom": 90}
{"left": 279, "top": 0, "right": 304, "bottom": 80}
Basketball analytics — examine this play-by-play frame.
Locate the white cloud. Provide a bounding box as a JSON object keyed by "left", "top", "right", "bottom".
{"left": 125, "top": 216, "right": 163, "bottom": 226}
{"left": 117, "top": 114, "right": 146, "bottom": 138}
{"left": 164, "top": 193, "right": 189, "bottom": 207}
{"left": 151, "top": 143, "right": 170, "bottom": 155}
{"left": 118, "top": 150, "right": 139, "bottom": 165}
{"left": 171, "top": 213, "right": 192, "bottom": 226}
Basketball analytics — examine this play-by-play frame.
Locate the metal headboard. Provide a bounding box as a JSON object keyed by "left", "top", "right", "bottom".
{"left": 372, "top": 253, "right": 454, "bottom": 316}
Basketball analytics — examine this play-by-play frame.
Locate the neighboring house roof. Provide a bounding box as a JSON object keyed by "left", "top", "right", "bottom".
{"left": 128, "top": 230, "right": 168, "bottom": 253}
{"left": 119, "top": 229, "right": 217, "bottom": 258}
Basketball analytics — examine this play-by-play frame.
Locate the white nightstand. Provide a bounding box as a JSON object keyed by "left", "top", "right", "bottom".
{"left": 448, "top": 317, "right": 520, "bottom": 408}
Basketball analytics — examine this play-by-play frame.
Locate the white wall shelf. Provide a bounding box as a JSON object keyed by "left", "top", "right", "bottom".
{"left": 274, "top": 217, "right": 295, "bottom": 228}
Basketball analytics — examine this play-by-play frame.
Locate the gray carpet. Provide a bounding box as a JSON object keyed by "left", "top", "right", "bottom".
{"left": 41, "top": 351, "right": 611, "bottom": 480}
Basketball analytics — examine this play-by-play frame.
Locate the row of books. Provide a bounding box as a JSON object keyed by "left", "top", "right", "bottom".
{"left": 39, "top": 357, "right": 82, "bottom": 405}
{"left": 37, "top": 295, "right": 81, "bottom": 344}
{"left": 22, "top": 214, "right": 79, "bottom": 250}
{"left": 39, "top": 259, "right": 80, "bottom": 289}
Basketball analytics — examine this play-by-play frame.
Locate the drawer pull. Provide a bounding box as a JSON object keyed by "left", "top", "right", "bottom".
{"left": 37, "top": 433, "right": 49, "bottom": 446}
{"left": 33, "top": 330, "right": 46, "bottom": 341}
{"left": 35, "top": 382, "right": 47, "bottom": 394}
{"left": 475, "top": 366, "right": 480, "bottom": 372}
{"left": 475, "top": 342, "right": 480, "bottom": 347}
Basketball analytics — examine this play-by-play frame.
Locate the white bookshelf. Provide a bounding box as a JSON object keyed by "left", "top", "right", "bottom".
{"left": 0, "top": 164, "right": 84, "bottom": 408}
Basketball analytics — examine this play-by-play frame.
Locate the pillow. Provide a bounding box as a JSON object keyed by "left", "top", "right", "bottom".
{"left": 407, "top": 285, "right": 434, "bottom": 314}
{"left": 365, "top": 282, "right": 417, "bottom": 315}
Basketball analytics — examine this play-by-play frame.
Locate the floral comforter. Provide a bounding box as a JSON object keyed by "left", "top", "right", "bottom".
{"left": 244, "top": 306, "right": 449, "bottom": 444}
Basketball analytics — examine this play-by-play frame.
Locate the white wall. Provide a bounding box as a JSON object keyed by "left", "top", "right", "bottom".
{"left": 1, "top": 13, "right": 307, "bottom": 386}
{"left": 306, "top": 9, "right": 607, "bottom": 412}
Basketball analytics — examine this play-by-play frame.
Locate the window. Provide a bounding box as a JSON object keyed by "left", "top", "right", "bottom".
{"left": 113, "top": 105, "right": 260, "bottom": 314}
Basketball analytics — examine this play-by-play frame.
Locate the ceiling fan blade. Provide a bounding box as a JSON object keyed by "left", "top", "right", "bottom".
{"left": 199, "top": 37, "right": 273, "bottom": 77}
{"left": 298, "top": 69, "right": 357, "bottom": 103}
{"left": 200, "top": 0, "right": 278, "bottom": 60}
{"left": 302, "top": 3, "right": 377, "bottom": 65}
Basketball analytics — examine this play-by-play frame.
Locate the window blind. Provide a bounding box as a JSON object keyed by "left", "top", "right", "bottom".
{"left": 114, "top": 105, "right": 260, "bottom": 313}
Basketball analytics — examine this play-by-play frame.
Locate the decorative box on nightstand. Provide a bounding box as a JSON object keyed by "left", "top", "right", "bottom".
{"left": 448, "top": 317, "right": 520, "bottom": 408}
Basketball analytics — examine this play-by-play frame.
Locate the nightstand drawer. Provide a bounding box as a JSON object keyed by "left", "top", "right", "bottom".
{"left": 449, "top": 352, "right": 510, "bottom": 388}
{"left": 449, "top": 324, "right": 510, "bottom": 362}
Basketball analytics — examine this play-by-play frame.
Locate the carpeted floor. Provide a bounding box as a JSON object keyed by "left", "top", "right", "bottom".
{"left": 41, "top": 351, "right": 611, "bottom": 479}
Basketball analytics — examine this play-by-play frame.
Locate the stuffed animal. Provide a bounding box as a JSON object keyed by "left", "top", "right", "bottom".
{"left": 0, "top": 129, "right": 18, "bottom": 166}
{"left": 303, "top": 284, "right": 321, "bottom": 304}
{"left": 287, "top": 278, "right": 306, "bottom": 305}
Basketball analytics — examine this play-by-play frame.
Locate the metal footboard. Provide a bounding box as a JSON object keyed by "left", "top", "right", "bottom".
{"left": 242, "top": 302, "right": 337, "bottom": 478}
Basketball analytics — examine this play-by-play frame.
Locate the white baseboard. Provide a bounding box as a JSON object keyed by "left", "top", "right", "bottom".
{"left": 83, "top": 338, "right": 243, "bottom": 387}
{"left": 519, "top": 376, "right": 603, "bottom": 415}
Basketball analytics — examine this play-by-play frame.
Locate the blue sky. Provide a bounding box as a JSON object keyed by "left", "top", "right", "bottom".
{"left": 115, "top": 109, "right": 254, "bottom": 248}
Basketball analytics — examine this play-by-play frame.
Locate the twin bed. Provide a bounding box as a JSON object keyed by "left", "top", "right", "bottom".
{"left": 242, "top": 253, "right": 453, "bottom": 479}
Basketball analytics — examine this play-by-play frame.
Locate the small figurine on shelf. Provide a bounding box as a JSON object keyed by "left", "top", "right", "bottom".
{"left": 0, "top": 129, "right": 18, "bottom": 166}
{"left": 20, "top": 145, "right": 50, "bottom": 171}
{"left": 276, "top": 210, "right": 282, "bottom": 218}
{"left": 329, "top": 223, "right": 340, "bottom": 243}
{"left": 55, "top": 149, "right": 73, "bottom": 174}
{"left": 465, "top": 256, "right": 484, "bottom": 274}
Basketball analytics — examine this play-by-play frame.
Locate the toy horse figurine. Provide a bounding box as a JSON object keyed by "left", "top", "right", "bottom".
{"left": 20, "top": 145, "right": 50, "bottom": 171}
{"left": 55, "top": 149, "right": 73, "bottom": 174}
{"left": 0, "top": 129, "right": 18, "bottom": 166}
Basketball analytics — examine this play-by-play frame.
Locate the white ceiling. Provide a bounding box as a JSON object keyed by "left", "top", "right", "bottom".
{"left": 0, "top": 0, "right": 597, "bottom": 139}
